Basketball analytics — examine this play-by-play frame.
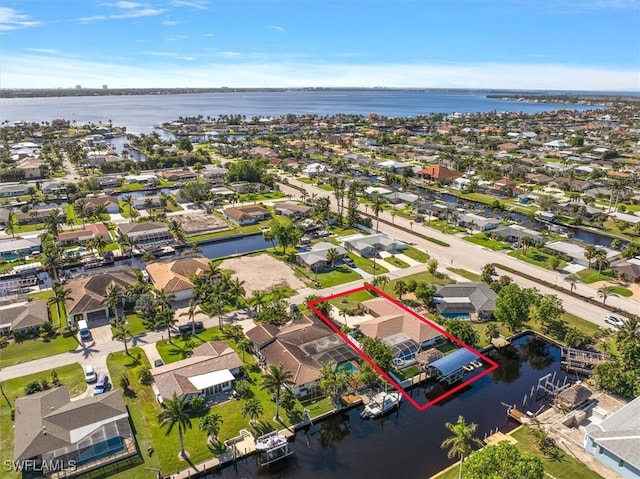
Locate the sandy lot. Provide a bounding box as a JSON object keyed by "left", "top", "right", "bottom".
{"left": 591, "top": 279, "right": 640, "bottom": 302}
{"left": 219, "top": 254, "right": 306, "bottom": 295}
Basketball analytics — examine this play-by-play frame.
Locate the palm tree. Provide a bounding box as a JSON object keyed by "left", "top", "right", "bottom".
{"left": 154, "top": 287, "right": 176, "bottom": 312}
{"left": 157, "top": 393, "right": 192, "bottom": 459}
{"left": 112, "top": 321, "right": 132, "bottom": 356}
{"left": 48, "top": 281, "right": 72, "bottom": 327}
{"left": 372, "top": 194, "right": 384, "bottom": 232}
{"left": 42, "top": 247, "right": 64, "bottom": 282}
{"left": 210, "top": 279, "right": 229, "bottom": 330}
{"left": 116, "top": 233, "right": 135, "bottom": 264}
{"left": 183, "top": 297, "right": 202, "bottom": 334}
{"left": 564, "top": 273, "right": 580, "bottom": 294}
{"left": 44, "top": 209, "right": 64, "bottom": 240}
{"left": 583, "top": 244, "right": 597, "bottom": 270}
{"left": 199, "top": 412, "right": 223, "bottom": 444}
{"left": 428, "top": 259, "right": 439, "bottom": 285}
{"left": 5, "top": 211, "right": 15, "bottom": 239}
{"left": 325, "top": 248, "right": 340, "bottom": 269}
{"left": 123, "top": 195, "right": 135, "bottom": 217}
{"left": 597, "top": 285, "right": 618, "bottom": 305}
{"left": 241, "top": 397, "right": 264, "bottom": 426}
{"left": 157, "top": 307, "right": 177, "bottom": 343}
{"left": 394, "top": 280, "right": 407, "bottom": 300}
{"left": 91, "top": 234, "right": 109, "bottom": 256}
{"left": 203, "top": 261, "right": 221, "bottom": 285}
{"left": 104, "top": 283, "right": 124, "bottom": 320}
{"left": 168, "top": 219, "right": 186, "bottom": 243}
{"left": 440, "top": 415, "right": 483, "bottom": 479}
{"left": 616, "top": 315, "right": 639, "bottom": 345}
{"left": 74, "top": 199, "right": 88, "bottom": 228}
{"left": 228, "top": 277, "right": 246, "bottom": 309}
{"left": 238, "top": 339, "right": 253, "bottom": 362}
{"left": 260, "top": 364, "right": 294, "bottom": 422}
{"left": 250, "top": 289, "right": 267, "bottom": 314}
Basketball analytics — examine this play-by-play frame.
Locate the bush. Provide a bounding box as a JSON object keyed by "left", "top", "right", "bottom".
{"left": 25, "top": 381, "right": 43, "bottom": 395}
{"left": 233, "top": 380, "right": 253, "bottom": 399}
{"left": 137, "top": 367, "right": 153, "bottom": 384}
{"left": 189, "top": 396, "right": 206, "bottom": 414}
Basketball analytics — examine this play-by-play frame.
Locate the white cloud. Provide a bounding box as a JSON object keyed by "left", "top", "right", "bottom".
{"left": 1, "top": 53, "right": 637, "bottom": 91}
{"left": 270, "top": 25, "right": 286, "bottom": 33}
{"left": 26, "top": 48, "right": 58, "bottom": 54}
{"left": 0, "top": 7, "right": 41, "bottom": 31}
{"left": 79, "top": 2, "right": 166, "bottom": 22}
{"left": 203, "top": 33, "right": 214, "bottom": 37}
{"left": 169, "top": 0, "right": 209, "bottom": 10}
{"left": 163, "top": 20, "right": 181, "bottom": 26}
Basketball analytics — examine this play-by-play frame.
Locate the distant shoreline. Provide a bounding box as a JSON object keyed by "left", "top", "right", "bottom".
{"left": 1, "top": 87, "right": 638, "bottom": 101}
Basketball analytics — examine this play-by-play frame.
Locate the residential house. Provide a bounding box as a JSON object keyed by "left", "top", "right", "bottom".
{"left": 247, "top": 315, "right": 357, "bottom": 397}
{"left": 359, "top": 297, "right": 443, "bottom": 366}
{"left": 385, "top": 191, "right": 419, "bottom": 205}
{"left": 296, "top": 242, "right": 348, "bottom": 272}
{"left": 434, "top": 282, "right": 498, "bottom": 321}
{"left": 545, "top": 241, "right": 621, "bottom": 267}
{"left": 15, "top": 208, "right": 65, "bottom": 226}
{"left": 223, "top": 205, "right": 271, "bottom": 225}
{"left": 201, "top": 166, "right": 229, "bottom": 185}
{"left": 145, "top": 256, "right": 210, "bottom": 302}
{"left": 65, "top": 268, "right": 137, "bottom": 323}
{"left": 301, "top": 162, "right": 327, "bottom": 178}
{"left": 0, "top": 300, "right": 48, "bottom": 336}
{"left": 274, "top": 202, "right": 313, "bottom": 219}
{"left": 152, "top": 341, "right": 242, "bottom": 401}
{"left": 0, "top": 208, "right": 10, "bottom": 227}
{"left": 57, "top": 223, "right": 111, "bottom": 247}
{"left": 16, "top": 157, "right": 45, "bottom": 179}
{"left": 491, "top": 224, "right": 545, "bottom": 245}
{"left": 584, "top": 396, "right": 640, "bottom": 479}
{"left": 613, "top": 258, "right": 640, "bottom": 283}
{"left": 84, "top": 195, "right": 120, "bottom": 214}
{"left": 0, "top": 237, "right": 41, "bottom": 261}
{"left": 160, "top": 169, "right": 196, "bottom": 182}
{"left": 117, "top": 222, "right": 173, "bottom": 246}
{"left": 0, "top": 183, "right": 29, "bottom": 197}
{"left": 457, "top": 212, "right": 500, "bottom": 232}
{"left": 343, "top": 233, "right": 406, "bottom": 258}
{"left": 41, "top": 181, "right": 67, "bottom": 196}
{"left": 13, "top": 387, "right": 135, "bottom": 475}
{"left": 132, "top": 195, "right": 163, "bottom": 210}
{"left": 417, "top": 165, "right": 462, "bottom": 183}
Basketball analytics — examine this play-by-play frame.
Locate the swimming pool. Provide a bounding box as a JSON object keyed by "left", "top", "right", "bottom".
{"left": 338, "top": 361, "right": 359, "bottom": 374}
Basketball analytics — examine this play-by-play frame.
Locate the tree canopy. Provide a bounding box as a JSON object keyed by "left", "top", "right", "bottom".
{"left": 461, "top": 441, "right": 544, "bottom": 479}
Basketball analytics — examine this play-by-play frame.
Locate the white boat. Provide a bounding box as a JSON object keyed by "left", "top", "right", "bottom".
{"left": 471, "top": 360, "right": 483, "bottom": 369}
{"left": 463, "top": 363, "right": 475, "bottom": 372}
{"left": 360, "top": 391, "right": 402, "bottom": 419}
{"left": 255, "top": 433, "right": 287, "bottom": 452}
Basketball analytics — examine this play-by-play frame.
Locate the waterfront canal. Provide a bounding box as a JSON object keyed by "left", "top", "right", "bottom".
{"left": 217, "top": 334, "right": 568, "bottom": 479}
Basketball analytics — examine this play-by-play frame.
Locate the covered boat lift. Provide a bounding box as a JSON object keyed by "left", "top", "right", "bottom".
{"left": 429, "top": 348, "right": 478, "bottom": 384}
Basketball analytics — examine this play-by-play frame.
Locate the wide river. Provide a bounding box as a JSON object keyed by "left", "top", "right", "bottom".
{"left": 0, "top": 90, "right": 603, "bottom": 134}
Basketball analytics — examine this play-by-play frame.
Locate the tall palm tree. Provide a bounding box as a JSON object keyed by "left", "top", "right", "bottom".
{"left": 394, "top": 280, "right": 407, "bottom": 300}
{"left": 260, "top": 364, "right": 294, "bottom": 422}
{"left": 157, "top": 307, "right": 177, "bottom": 343}
{"left": 104, "top": 283, "right": 124, "bottom": 320}
{"left": 372, "top": 194, "right": 384, "bottom": 232}
{"left": 122, "top": 195, "right": 135, "bottom": 217}
{"left": 42, "top": 247, "right": 64, "bottom": 282}
{"left": 48, "top": 281, "right": 72, "bottom": 327}
{"left": 168, "top": 219, "right": 186, "bottom": 243}
{"left": 199, "top": 412, "right": 223, "bottom": 444}
{"left": 583, "top": 244, "right": 597, "bottom": 270}
{"left": 157, "top": 393, "right": 192, "bottom": 459}
{"left": 44, "top": 209, "right": 64, "bottom": 240}
{"left": 440, "top": 415, "right": 483, "bottom": 479}
{"left": 91, "top": 234, "right": 109, "bottom": 256}
{"left": 5, "top": 211, "right": 15, "bottom": 239}
{"left": 250, "top": 289, "right": 267, "bottom": 314}
{"left": 564, "top": 273, "right": 580, "bottom": 294}
{"left": 112, "top": 321, "right": 132, "bottom": 356}
{"left": 597, "top": 285, "right": 618, "bottom": 305}
{"left": 325, "top": 248, "right": 340, "bottom": 269}
{"left": 241, "top": 397, "right": 264, "bottom": 426}
{"left": 74, "top": 199, "right": 88, "bottom": 228}
{"left": 228, "top": 277, "right": 246, "bottom": 309}
{"left": 180, "top": 298, "right": 201, "bottom": 336}
{"left": 210, "top": 278, "right": 229, "bottom": 330}
{"left": 153, "top": 287, "right": 176, "bottom": 312}
{"left": 116, "top": 233, "right": 135, "bottom": 264}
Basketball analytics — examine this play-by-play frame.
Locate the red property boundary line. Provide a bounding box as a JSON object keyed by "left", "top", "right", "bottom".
{"left": 307, "top": 284, "right": 499, "bottom": 411}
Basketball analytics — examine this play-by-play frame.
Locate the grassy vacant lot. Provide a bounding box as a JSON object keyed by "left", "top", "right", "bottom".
{"left": 0, "top": 334, "right": 79, "bottom": 368}
{"left": 508, "top": 247, "right": 567, "bottom": 270}
{"left": 329, "top": 289, "right": 377, "bottom": 312}
{"left": 315, "top": 265, "right": 362, "bottom": 288}
{"left": 433, "top": 427, "right": 603, "bottom": 479}
{"left": 0, "top": 364, "right": 86, "bottom": 479}
{"left": 402, "top": 246, "right": 430, "bottom": 262}
{"left": 464, "top": 233, "right": 512, "bottom": 251}
{"left": 348, "top": 253, "right": 389, "bottom": 275}
{"left": 577, "top": 269, "right": 614, "bottom": 284}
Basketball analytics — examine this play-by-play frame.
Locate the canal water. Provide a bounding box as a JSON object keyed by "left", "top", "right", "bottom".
{"left": 200, "top": 234, "right": 275, "bottom": 259}
{"left": 217, "top": 334, "right": 568, "bottom": 479}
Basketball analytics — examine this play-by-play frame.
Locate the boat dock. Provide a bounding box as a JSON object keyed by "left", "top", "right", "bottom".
{"left": 560, "top": 347, "right": 606, "bottom": 375}
{"left": 507, "top": 406, "right": 529, "bottom": 424}
{"left": 483, "top": 431, "right": 518, "bottom": 447}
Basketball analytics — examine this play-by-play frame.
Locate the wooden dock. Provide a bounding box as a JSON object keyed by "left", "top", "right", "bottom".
{"left": 507, "top": 407, "right": 528, "bottom": 424}
{"left": 483, "top": 431, "right": 517, "bottom": 447}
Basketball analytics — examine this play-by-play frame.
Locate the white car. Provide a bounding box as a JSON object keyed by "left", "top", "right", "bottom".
{"left": 604, "top": 315, "right": 624, "bottom": 328}
{"left": 84, "top": 365, "right": 97, "bottom": 383}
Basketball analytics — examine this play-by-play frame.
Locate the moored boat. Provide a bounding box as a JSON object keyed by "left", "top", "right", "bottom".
{"left": 360, "top": 391, "right": 402, "bottom": 419}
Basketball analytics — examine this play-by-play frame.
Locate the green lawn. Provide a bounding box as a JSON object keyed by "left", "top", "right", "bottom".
{"left": 329, "top": 289, "right": 377, "bottom": 311}
{"left": 0, "top": 334, "right": 79, "bottom": 368}
{"left": 577, "top": 269, "right": 614, "bottom": 284}
{"left": 433, "top": 427, "right": 603, "bottom": 479}
{"left": 383, "top": 255, "right": 410, "bottom": 269}
{"left": 315, "top": 265, "right": 362, "bottom": 288}
{"left": 464, "top": 233, "right": 512, "bottom": 251}
{"left": 402, "top": 246, "right": 430, "bottom": 263}
{"left": 156, "top": 328, "right": 225, "bottom": 364}
{"left": 0, "top": 364, "right": 86, "bottom": 479}
{"left": 447, "top": 268, "right": 482, "bottom": 282}
{"left": 348, "top": 253, "right": 390, "bottom": 275}
{"left": 609, "top": 286, "right": 633, "bottom": 297}
{"left": 508, "top": 247, "right": 567, "bottom": 270}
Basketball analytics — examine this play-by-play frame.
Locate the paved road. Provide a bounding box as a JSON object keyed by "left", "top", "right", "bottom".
{"left": 279, "top": 178, "right": 639, "bottom": 325}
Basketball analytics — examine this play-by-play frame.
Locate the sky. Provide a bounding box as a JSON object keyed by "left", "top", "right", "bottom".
{"left": 1, "top": 0, "right": 639, "bottom": 91}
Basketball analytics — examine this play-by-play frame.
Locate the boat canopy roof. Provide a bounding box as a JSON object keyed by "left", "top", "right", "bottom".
{"left": 430, "top": 348, "right": 477, "bottom": 376}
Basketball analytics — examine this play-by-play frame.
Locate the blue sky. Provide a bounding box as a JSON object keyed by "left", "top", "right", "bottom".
{"left": 1, "top": 0, "right": 638, "bottom": 90}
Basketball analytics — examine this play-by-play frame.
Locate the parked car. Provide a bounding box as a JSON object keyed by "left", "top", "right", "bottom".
{"left": 289, "top": 304, "right": 300, "bottom": 317}
{"left": 93, "top": 375, "right": 110, "bottom": 395}
{"left": 84, "top": 365, "right": 97, "bottom": 383}
{"left": 178, "top": 321, "right": 204, "bottom": 335}
{"left": 604, "top": 315, "right": 624, "bottom": 328}
{"left": 154, "top": 359, "right": 164, "bottom": 367}
{"left": 342, "top": 257, "right": 355, "bottom": 267}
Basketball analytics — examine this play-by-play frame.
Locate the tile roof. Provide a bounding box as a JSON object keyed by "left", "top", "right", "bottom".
{"left": 65, "top": 269, "right": 137, "bottom": 316}
{"left": 145, "top": 256, "right": 210, "bottom": 293}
